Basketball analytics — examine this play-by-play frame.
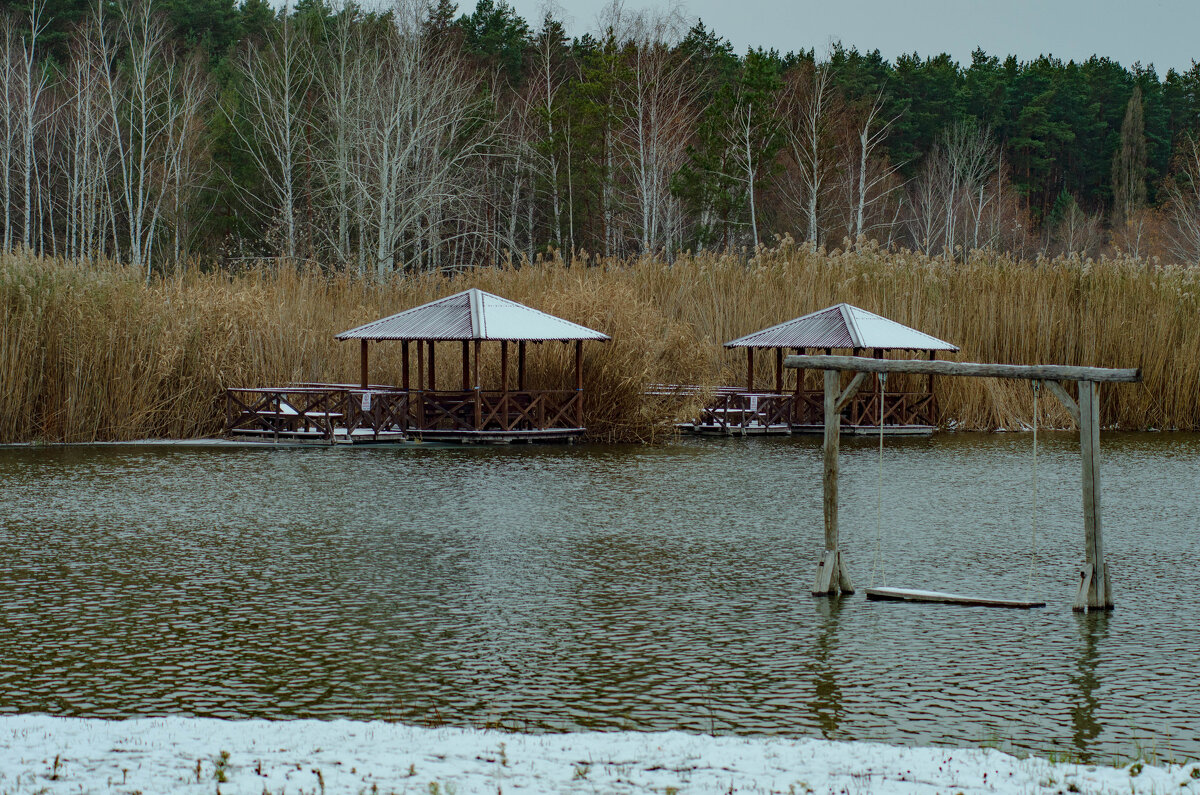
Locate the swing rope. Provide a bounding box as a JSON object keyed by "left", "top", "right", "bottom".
{"left": 1026, "top": 380, "right": 1040, "bottom": 599}
{"left": 871, "top": 372, "right": 887, "bottom": 588}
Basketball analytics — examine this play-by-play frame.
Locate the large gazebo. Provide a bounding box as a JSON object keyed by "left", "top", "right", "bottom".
{"left": 225, "top": 289, "right": 610, "bottom": 444}
{"left": 689, "top": 303, "right": 958, "bottom": 434}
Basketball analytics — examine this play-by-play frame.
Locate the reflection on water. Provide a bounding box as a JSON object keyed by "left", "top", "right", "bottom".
{"left": 0, "top": 433, "right": 1198, "bottom": 760}
{"left": 807, "top": 596, "right": 845, "bottom": 740}
{"left": 1071, "top": 612, "right": 1108, "bottom": 762}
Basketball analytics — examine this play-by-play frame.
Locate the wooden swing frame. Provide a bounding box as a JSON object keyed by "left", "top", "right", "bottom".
{"left": 784, "top": 355, "right": 1141, "bottom": 612}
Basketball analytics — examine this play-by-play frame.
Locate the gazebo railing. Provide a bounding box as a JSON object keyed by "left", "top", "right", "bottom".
{"left": 687, "top": 387, "right": 938, "bottom": 430}
{"left": 226, "top": 386, "right": 408, "bottom": 439}
{"left": 412, "top": 389, "right": 582, "bottom": 432}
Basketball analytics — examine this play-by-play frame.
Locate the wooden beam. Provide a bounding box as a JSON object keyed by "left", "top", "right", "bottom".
{"left": 1074, "top": 381, "right": 1113, "bottom": 611}
{"left": 746, "top": 348, "right": 755, "bottom": 392}
{"left": 835, "top": 372, "right": 868, "bottom": 413}
{"left": 1044, "top": 380, "right": 1081, "bottom": 424}
{"left": 518, "top": 341, "right": 527, "bottom": 390}
{"left": 416, "top": 340, "right": 425, "bottom": 391}
{"left": 427, "top": 341, "right": 436, "bottom": 390}
{"left": 462, "top": 341, "right": 470, "bottom": 390}
{"left": 866, "top": 587, "right": 1045, "bottom": 609}
{"left": 359, "top": 340, "right": 368, "bottom": 390}
{"left": 785, "top": 355, "right": 1140, "bottom": 383}
{"left": 775, "top": 348, "right": 783, "bottom": 393}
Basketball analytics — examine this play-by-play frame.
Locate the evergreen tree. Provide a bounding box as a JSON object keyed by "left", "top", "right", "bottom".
{"left": 1111, "top": 85, "right": 1147, "bottom": 227}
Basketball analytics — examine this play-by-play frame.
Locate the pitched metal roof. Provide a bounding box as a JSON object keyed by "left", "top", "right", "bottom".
{"left": 724, "top": 303, "right": 958, "bottom": 352}
{"left": 336, "top": 288, "right": 611, "bottom": 342}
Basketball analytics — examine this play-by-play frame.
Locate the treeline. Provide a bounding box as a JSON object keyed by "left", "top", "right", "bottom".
{"left": 3, "top": 0, "right": 1200, "bottom": 276}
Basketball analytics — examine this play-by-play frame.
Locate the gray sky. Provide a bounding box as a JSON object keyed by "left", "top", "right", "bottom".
{"left": 505, "top": 0, "right": 1200, "bottom": 74}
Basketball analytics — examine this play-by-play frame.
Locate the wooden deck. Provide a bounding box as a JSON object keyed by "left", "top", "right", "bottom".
{"left": 225, "top": 385, "right": 585, "bottom": 444}
{"left": 663, "top": 386, "right": 939, "bottom": 436}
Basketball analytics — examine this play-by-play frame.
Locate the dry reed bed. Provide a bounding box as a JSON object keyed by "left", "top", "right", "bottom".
{"left": 0, "top": 248, "right": 1196, "bottom": 444}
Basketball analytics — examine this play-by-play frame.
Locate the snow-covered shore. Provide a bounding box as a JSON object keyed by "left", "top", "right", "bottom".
{"left": 0, "top": 716, "right": 1196, "bottom": 794}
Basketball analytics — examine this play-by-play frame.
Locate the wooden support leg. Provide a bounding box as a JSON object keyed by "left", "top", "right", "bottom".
{"left": 814, "top": 369, "right": 856, "bottom": 596}
{"left": 1073, "top": 381, "right": 1113, "bottom": 611}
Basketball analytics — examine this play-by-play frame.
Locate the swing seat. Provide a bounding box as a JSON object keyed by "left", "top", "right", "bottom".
{"left": 864, "top": 586, "right": 1046, "bottom": 609}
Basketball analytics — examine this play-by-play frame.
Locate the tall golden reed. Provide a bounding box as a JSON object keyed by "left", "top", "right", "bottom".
{"left": 0, "top": 243, "right": 1195, "bottom": 443}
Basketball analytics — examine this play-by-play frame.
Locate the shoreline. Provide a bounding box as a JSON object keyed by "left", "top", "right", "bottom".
{"left": 0, "top": 425, "right": 1183, "bottom": 450}
{"left": 1, "top": 716, "right": 1196, "bottom": 794}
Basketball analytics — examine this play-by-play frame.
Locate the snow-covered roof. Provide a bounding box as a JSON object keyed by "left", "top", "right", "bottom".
{"left": 724, "top": 303, "right": 958, "bottom": 352}
{"left": 336, "top": 288, "right": 611, "bottom": 342}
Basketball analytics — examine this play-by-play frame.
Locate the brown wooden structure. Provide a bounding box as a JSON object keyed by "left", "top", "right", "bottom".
{"left": 225, "top": 289, "right": 609, "bottom": 444}
{"left": 787, "top": 354, "right": 1140, "bottom": 612}
{"left": 681, "top": 304, "right": 958, "bottom": 436}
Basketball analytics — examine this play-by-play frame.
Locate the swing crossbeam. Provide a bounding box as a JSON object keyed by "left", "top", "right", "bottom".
{"left": 784, "top": 355, "right": 1141, "bottom": 612}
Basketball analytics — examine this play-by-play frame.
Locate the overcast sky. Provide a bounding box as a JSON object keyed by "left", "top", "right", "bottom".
{"left": 504, "top": 0, "right": 1200, "bottom": 74}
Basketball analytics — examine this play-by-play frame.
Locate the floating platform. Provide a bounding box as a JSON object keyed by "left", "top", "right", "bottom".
{"left": 681, "top": 422, "right": 935, "bottom": 437}
{"left": 864, "top": 586, "right": 1046, "bottom": 609}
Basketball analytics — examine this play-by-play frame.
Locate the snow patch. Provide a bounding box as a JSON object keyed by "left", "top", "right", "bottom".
{"left": 0, "top": 715, "right": 1196, "bottom": 794}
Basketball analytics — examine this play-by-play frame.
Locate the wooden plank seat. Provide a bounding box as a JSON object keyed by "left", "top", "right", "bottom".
{"left": 864, "top": 586, "right": 1046, "bottom": 609}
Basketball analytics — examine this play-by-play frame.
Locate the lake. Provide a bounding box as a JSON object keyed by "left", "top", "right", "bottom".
{"left": 0, "top": 433, "right": 1196, "bottom": 762}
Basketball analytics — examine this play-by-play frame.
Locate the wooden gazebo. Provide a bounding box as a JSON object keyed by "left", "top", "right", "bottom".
{"left": 225, "top": 289, "right": 609, "bottom": 444}
{"left": 685, "top": 303, "right": 958, "bottom": 435}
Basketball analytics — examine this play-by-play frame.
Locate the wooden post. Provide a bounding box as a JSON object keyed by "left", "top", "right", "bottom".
{"left": 501, "top": 341, "right": 509, "bottom": 392}
{"left": 359, "top": 340, "right": 369, "bottom": 389}
{"left": 793, "top": 348, "right": 802, "bottom": 423}
{"left": 402, "top": 341, "right": 410, "bottom": 391}
{"left": 823, "top": 369, "right": 840, "bottom": 553}
{"left": 1074, "top": 380, "right": 1113, "bottom": 611}
{"left": 775, "top": 348, "right": 783, "bottom": 393}
{"left": 416, "top": 339, "right": 425, "bottom": 428}
{"left": 462, "top": 341, "right": 470, "bottom": 390}
{"left": 574, "top": 340, "right": 584, "bottom": 428}
{"left": 473, "top": 339, "right": 482, "bottom": 430}
{"left": 814, "top": 368, "right": 856, "bottom": 596}
{"left": 928, "top": 350, "right": 937, "bottom": 421}
{"left": 428, "top": 341, "right": 436, "bottom": 391}
{"left": 746, "top": 348, "right": 755, "bottom": 392}
{"left": 518, "top": 341, "right": 527, "bottom": 390}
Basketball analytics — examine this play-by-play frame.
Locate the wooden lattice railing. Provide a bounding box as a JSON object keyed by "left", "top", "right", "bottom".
{"left": 687, "top": 387, "right": 937, "bottom": 430}
{"left": 226, "top": 386, "right": 583, "bottom": 439}
{"left": 225, "top": 386, "right": 408, "bottom": 440}
{"left": 413, "top": 390, "right": 582, "bottom": 432}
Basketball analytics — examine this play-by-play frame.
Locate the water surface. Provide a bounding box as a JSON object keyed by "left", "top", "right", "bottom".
{"left": 1, "top": 434, "right": 1197, "bottom": 761}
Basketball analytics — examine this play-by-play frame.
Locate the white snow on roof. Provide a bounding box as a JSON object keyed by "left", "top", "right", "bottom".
{"left": 337, "top": 288, "right": 610, "bottom": 342}
{"left": 725, "top": 303, "right": 958, "bottom": 351}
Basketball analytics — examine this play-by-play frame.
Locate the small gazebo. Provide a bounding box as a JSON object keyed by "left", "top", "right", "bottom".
{"left": 690, "top": 303, "right": 958, "bottom": 434}
{"left": 225, "top": 288, "right": 609, "bottom": 444}
{"left": 335, "top": 288, "right": 610, "bottom": 442}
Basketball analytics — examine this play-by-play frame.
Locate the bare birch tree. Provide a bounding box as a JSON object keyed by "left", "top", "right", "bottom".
{"left": 841, "top": 90, "right": 902, "bottom": 246}
{"left": 780, "top": 61, "right": 836, "bottom": 250}
{"left": 228, "top": 4, "right": 310, "bottom": 261}
{"left": 612, "top": 7, "right": 695, "bottom": 258}
{"left": 93, "top": 0, "right": 208, "bottom": 275}
{"left": 348, "top": 0, "right": 494, "bottom": 277}
{"left": 1164, "top": 133, "right": 1200, "bottom": 265}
